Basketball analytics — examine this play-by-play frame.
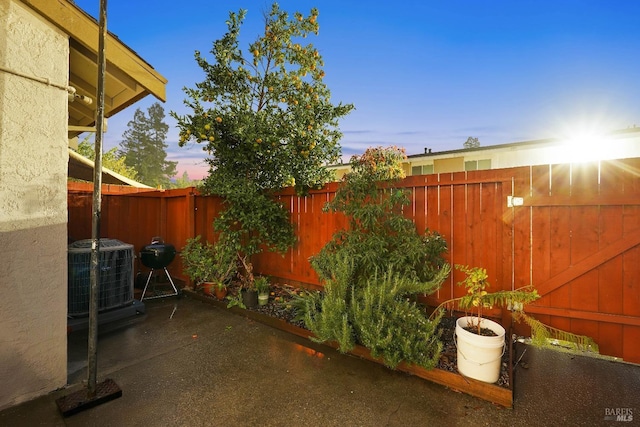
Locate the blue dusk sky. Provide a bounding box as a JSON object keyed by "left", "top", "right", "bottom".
{"left": 74, "top": 0, "right": 640, "bottom": 179}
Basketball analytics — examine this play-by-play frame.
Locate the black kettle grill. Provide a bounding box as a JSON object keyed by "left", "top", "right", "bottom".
{"left": 139, "top": 237, "right": 178, "bottom": 301}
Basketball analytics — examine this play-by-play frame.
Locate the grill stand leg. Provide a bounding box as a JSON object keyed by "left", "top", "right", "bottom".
{"left": 140, "top": 268, "right": 179, "bottom": 301}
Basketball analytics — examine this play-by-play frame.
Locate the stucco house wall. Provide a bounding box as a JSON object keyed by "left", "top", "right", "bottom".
{"left": 0, "top": 0, "right": 69, "bottom": 409}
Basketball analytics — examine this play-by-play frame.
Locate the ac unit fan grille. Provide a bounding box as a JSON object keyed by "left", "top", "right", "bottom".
{"left": 67, "top": 239, "right": 134, "bottom": 317}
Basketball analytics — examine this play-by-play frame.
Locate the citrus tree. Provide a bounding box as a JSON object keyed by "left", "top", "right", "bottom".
{"left": 171, "top": 3, "right": 353, "bottom": 257}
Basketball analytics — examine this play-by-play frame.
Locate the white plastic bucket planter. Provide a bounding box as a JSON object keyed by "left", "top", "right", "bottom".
{"left": 455, "top": 316, "right": 506, "bottom": 383}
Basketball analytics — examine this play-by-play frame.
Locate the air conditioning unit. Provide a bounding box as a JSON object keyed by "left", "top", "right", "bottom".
{"left": 67, "top": 239, "right": 134, "bottom": 317}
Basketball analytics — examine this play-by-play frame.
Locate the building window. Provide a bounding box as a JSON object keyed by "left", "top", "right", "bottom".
{"left": 465, "top": 161, "right": 477, "bottom": 171}
{"left": 465, "top": 159, "right": 491, "bottom": 171}
{"left": 478, "top": 159, "right": 491, "bottom": 170}
{"left": 411, "top": 164, "right": 434, "bottom": 176}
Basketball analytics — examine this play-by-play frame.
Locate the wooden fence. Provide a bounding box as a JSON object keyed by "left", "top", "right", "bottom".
{"left": 67, "top": 159, "right": 640, "bottom": 363}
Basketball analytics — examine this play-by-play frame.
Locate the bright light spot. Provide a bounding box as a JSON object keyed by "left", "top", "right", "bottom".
{"left": 558, "top": 131, "right": 605, "bottom": 163}
{"left": 551, "top": 121, "right": 613, "bottom": 164}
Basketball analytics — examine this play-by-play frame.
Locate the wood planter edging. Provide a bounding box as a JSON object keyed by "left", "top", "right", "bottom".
{"left": 185, "top": 290, "right": 513, "bottom": 408}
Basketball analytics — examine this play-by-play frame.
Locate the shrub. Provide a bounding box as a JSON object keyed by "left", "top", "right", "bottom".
{"left": 311, "top": 146, "right": 448, "bottom": 285}
{"left": 181, "top": 235, "right": 237, "bottom": 286}
{"left": 302, "top": 147, "right": 450, "bottom": 368}
{"left": 351, "top": 271, "right": 445, "bottom": 369}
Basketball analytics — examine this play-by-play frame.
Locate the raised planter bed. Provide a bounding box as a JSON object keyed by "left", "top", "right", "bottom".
{"left": 185, "top": 289, "right": 514, "bottom": 407}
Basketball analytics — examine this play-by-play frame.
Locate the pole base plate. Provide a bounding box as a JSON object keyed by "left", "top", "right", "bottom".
{"left": 56, "top": 378, "right": 122, "bottom": 417}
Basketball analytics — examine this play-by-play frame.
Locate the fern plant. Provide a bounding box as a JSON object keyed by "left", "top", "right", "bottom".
{"left": 434, "top": 265, "right": 599, "bottom": 353}
{"left": 512, "top": 311, "right": 599, "bottom": 352}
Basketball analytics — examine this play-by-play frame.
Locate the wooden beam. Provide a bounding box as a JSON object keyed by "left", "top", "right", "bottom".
{"left": 527, "top": 305, "right": 640, "bottom": 327}
{"left": 526, "top": 194, "right": 640, "bottom": 207}
{"left": 70, "top": 39, "right": 140, "bottom": 92}
{"left": 21, "top": 0, "right": 167, "bottom": 101}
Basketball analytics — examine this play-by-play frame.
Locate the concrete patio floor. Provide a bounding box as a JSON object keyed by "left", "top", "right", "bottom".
{"left": 1, "top": 295, "right": 638, "bottom": 426}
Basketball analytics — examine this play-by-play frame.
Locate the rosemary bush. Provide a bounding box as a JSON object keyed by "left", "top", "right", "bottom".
{"left": 350, "top": 271, "right": 446, "bottom": 369}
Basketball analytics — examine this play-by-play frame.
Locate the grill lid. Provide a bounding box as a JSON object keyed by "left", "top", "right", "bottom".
{"left": 140, "top": 239, "right": 176, "bottom": 269}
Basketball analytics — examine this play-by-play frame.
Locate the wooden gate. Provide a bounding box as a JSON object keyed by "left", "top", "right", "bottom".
{"left": 511, "top": 160, "right": 640, "bottom": 362}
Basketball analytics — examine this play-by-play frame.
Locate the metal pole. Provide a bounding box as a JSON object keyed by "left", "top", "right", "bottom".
{"left": 88, "top": 0, "right": 108, "bottom": 398}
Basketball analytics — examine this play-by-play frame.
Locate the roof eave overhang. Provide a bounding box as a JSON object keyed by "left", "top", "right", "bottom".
{"left": 21, "top": 0, "right": 168, "bottom": 136}
{"left": 68, "top": 149, "right": 153, "bottom": 188}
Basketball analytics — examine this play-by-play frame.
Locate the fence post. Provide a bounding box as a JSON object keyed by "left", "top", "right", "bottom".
{"left": 187, "top": 187, "right": 197, "bottom": 240}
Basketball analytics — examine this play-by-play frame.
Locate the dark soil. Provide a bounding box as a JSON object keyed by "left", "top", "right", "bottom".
{"left": 215, "top": 281, "right": 512, "bottom": 388}
{"left": 462, "top": 325, "right": 500, "bottom": 337}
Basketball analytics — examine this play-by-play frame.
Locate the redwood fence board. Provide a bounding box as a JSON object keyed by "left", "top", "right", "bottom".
{"left": 67, "top": 159, "right": 640, "bottom": 363}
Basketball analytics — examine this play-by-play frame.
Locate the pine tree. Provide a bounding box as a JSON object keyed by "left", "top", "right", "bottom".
{"left": 120, "top": 102, "right": 177, "bottom": 187}
{"left": 171, "top": 171, "right": 200, "bottom": 189}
